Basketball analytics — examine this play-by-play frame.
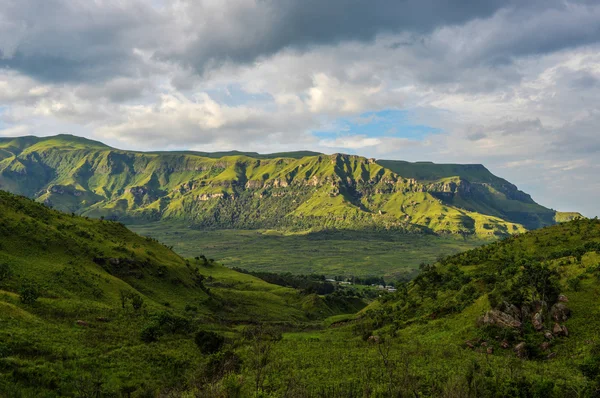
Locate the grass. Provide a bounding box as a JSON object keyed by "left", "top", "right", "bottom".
{"left": 128, "top": 221, "right": 485, "bottom": 279}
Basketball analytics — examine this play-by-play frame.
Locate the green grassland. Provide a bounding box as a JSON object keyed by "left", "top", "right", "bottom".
{"left": 2, "top": 186, "right": 600, "bottom": 397}
{"left": 0, "top": 134, "right": 579, "bottom": 238}
{"left": 129, "top": 221, "right": 485, "bottom": 279}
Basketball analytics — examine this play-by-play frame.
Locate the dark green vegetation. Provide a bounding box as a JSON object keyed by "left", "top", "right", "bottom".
{"left": 0, "top": 134, "right": 580, "bottom": 239}
{"left": 1, "top": 186, "right": 600, "bottom": 397}
{"left": 129, "top": 222, "right": 483, "bottom": 279}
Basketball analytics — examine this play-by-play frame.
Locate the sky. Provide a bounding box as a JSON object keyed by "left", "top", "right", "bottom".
{"left": 0, "top": 0, "right": 599, "bottom": 217}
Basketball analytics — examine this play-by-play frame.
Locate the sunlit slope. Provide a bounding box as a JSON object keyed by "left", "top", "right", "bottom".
{"left": 0, "top": 134, "right": 580, "bottom": 236}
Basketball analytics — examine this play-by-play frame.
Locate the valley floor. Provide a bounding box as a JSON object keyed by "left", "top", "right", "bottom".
{"left": 128, "top": 222, "right": 485, "bottom": 279}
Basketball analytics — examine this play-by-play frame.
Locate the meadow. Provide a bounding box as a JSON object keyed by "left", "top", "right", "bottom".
{"left": 128, "top": 222, "right": 485, "bottom": 279}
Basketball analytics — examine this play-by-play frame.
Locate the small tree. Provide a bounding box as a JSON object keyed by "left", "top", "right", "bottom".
{"left": 243, "top": 325, "right": 282, "bottom": 393}
{"left": 19, "top": 280, "right": 40, "bottom": 304}
{"left": 195, "top": 330, "right": 225, "bottom": 355}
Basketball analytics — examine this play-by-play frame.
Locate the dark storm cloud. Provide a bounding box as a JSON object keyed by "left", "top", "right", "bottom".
{"left": 162, "top": 0, "right": 510, "bottom": 71}
{"left": 0, "top": 0, "right": 165, "bottom": 83}
{"left": 1, "top": 0, "right": 599, "bottom": 84}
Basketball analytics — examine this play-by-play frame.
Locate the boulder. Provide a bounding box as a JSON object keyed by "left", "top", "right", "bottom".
{"left": 547, "top": 352, "right": 557, "bottom": 360}
{"left": 501, "top": 340, "right": 510, "bottom": 349}
{"left": 514, "top": 342, "right": 527, "bottom": 358}
{"left": 76, "top": 320, "right": 89, "bottom": 327}
{"left": 540, "top": 342, "right": 550, "bottom": 351}
{"left": 550, "top": 303, "right": 570, "bottom": 322}
{"left": 532, "top": 312, "right": 544, "bottom": 331}
{"left": 486, "top": 347, "right": 494, "bottom": 355}
{"left": 553, "top": 323, "right": 563, "bottom": 335}
{"left": 562, "top": 325, "right": 569, "bottom": 337}
{"left": 367, "top": 335, "right": 380, "bottom": 344}
{"left": 558, "top": 294, "right": 569, "bottom": 303}
{"left": 480, "top": 309, "right": 522, "bottom": 329}
{"left": 544, "top": 331, "right": 553, "bottom": 340}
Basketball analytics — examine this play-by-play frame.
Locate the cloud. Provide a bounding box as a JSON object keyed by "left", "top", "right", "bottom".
{"left": 1, "top": 0, "right": 600, "bottom": 216}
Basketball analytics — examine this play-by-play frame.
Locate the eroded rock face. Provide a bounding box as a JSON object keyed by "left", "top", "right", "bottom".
{"left": 532, "top": 312, "right": 544, "bottom": 331}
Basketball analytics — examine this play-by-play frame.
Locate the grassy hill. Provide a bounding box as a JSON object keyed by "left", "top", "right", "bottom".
{"left": 1, "top": 187, "right": 599, "bottom": 396}
{"left": 0, "top": 191, "right": 362, "bottom": 396}
{"left": 0, "top": 134, "right": 579, "bottom": 238}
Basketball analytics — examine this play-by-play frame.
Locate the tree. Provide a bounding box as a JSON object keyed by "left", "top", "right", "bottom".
{"left": 195, "top": 330, "right": 225, "bottom": 355}
{"left": 243, "top": 324, "right": 282, "bottom": 393}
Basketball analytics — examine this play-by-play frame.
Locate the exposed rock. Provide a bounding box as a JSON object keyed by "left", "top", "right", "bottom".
{"left": 558, "top": 294, "right": 569, "bottom": 303}
{"left": 465, "top": 340, "right": 474, "bottom": 349}
{"left": 502, "top": 302, "right": 521, "bottom": 321}
{"left": 480, "top": 309, "right": 522, "bottom": 329}
{"left": 245, "top": 180, "right": 263, "bottom": 189}
{"left": 532, "top": 312, "right": 544, "bottom": 331}
{"left": 76, "top": 320, "right": 89, "bottom": 327}
{"left": 553, "top": 323, "right": 569, "bottom": 337}
{"left": 367, "top": 335, "right": 380, "bottom": 344}
{"left": 550, "top": 303, "right": 570, "bottom": 322}
{"left": 547, "top": 352, "right": 557, "bottom": 360}
{"left": 501, "top": 340, "right": 510, "bottom": 349}
{"left": 486, "top": 347, "right": 494, "bottom": 355}
{"left": 540, "top": 342, "right": 550, "bottom": 351}
{"left": 544, "top": 331, "right": 554, "bottom": 340}
{"left": 198, "top": 193, "right": 225, "bottom": 201}
{"left": 481, "top": 342, "right": 488, "bottom": 347}
{"left": 514, "top": 342, "right": 527, "bottom": 358}
{"left": 552, "top": 323, "right": 563, "bottom": 335}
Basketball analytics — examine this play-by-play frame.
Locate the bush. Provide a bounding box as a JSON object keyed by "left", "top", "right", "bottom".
{"left": 195, "top": 331, "right": 224, "bottom": 354}
{"left": 0, "top": 263, "right": 12, "bottom": 282}
{"left": 140, "top": 323, "right": 161, "bottom": 343}
{"left": 131, "top": 293, "right": 144, "bottom": 311}
{"left": 19, "top": 280, "right": 40, "bottom": 304}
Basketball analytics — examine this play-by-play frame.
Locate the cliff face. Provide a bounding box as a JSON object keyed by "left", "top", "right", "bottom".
{"left": 0, "top": 135, "right": 576, "bottom": 236}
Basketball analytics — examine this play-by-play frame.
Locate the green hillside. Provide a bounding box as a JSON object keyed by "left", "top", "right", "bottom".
{"left": 1, "top": 188, "right": 599, "bottom": 396}
{"left": 0, "top": 191, "right": 361, "bottom": 396}
{"left": 0, "top": 134, "right": 578, "bottom": 238}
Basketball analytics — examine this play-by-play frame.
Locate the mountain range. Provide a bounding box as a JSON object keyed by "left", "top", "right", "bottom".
{"left": 0, "top": 134, "right": 580, "bottom": 237}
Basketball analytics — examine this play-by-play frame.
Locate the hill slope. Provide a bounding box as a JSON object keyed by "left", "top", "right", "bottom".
{"left": 0, "top": 134, "right": 579, "bottom": 237}
{"left": 0, "top": 191, "right": 356, "bottom": 395}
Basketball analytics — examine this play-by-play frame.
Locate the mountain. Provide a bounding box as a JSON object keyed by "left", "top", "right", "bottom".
{"left": 0, "top": 134, "right": 580, "bottom": 237}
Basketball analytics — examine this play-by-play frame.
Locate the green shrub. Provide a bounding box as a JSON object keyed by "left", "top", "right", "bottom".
{"left": 140, "top": 323, "right": 161, "bottom": 343}
{"left": 19, "top": 280, "right": 40, "bottom": 304}
{"left": 195, "top": 331, "right": 224, "bottom": 355}
{"left": 0, "top": 263, "right": 12, "bottom": 282}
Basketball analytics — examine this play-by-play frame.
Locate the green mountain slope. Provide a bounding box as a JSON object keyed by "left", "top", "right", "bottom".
{"left": 0, "top": 134, "right": 579, "bottom": 237}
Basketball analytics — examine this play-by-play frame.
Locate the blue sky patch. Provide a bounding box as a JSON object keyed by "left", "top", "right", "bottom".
{"left": 313, "top": 109, "right": 441, "bottom": 141}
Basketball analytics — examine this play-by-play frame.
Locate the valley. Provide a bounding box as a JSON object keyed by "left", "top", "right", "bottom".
{"left": 129, "top": 221, "right": 484, "bottom": 279}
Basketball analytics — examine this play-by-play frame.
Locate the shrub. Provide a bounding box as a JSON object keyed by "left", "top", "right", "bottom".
{"left": 140, "top": 323, "right": 161, "bottom": 343}
{"left": 131, "top": 293, "right": 144, "bottom": 311}
{"left": 0, "top": 263, "right": 12, "bottom": 282}
{"left": 19, "top": 280, "right": 40, "bottom": 304}
{"left": 195, "top": 331, "right": 224, "bottom": 355}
